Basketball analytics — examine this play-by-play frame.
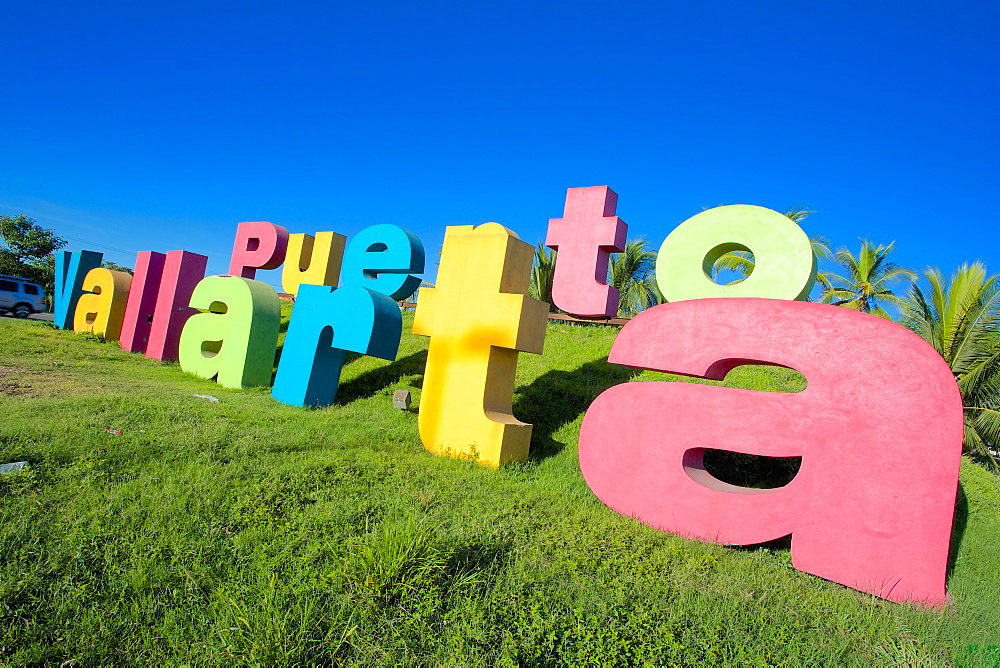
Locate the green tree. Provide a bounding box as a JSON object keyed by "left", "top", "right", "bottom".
{"left": 0, "top": 215, "right": 66, "bottom": 290}
{"left": 31, "top": 255, "right": 58, "bottom": 309}
{"left": 102, "top": 260, "right": 133, "bottom": 274}
{"left": 901, "top": 262, "right": 1000, "bottom": 469}
{"left": 711, "top": 207, "right": 833, "bottom": 282}
{"left": 608, "top": 238, "right": 662, "bottom": 318}
{"left": 528, "top": 241, "right": 557, "bottom": 311}
{"left": 817, "top": 239, "right": 916, "bottom": 317}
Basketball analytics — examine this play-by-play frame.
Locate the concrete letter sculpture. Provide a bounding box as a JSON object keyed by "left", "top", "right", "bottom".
{"left": 272, "top": 284, "right": 401, "bottom": 407}
{"left": 53, "top": 250, "right": 103, "bottom": 329}
{"left": 228, "top": 221, "right": 290, "bottom": 279}
{"left": 73, "top": 268, "right": 133, "bottom": 340}
{"left": 655, "top": 205, "right": 816, "bottom": 301}
{"left": 145, "top": 251, "right": 208, "bottom": 362}
{"left": 578, "top": 298, "right": 963, "bottom": 605}
{"left": 341, "top": 224, "right": 425, "bottom": 300}
{"left": 178, "top": 276, "right": 281, "bottom": 389}
{"left": 413, "top": 223, "right": 548, "bottom": 467}
{"left": 120, "top": 251, "right": 167, "bottom": 353}
{"left": 545, "top": 186, "right": 627, "bottom": 316}
{"left": 281, "top": 231, "right": 347, "bottom": 296}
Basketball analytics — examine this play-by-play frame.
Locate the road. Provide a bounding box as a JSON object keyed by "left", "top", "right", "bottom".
{"left": 1, "top": 312, "right": 55, "bottom": 322}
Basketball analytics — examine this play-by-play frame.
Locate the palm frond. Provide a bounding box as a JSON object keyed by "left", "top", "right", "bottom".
{"left": 782, "top": 207, "right": 816, "bottom": 224}
{"left": 947, "top": 265, "right": 1000, "bottom": 374}
{"left": 528, "top": 241, "right": 557, "bottom": 310}
{"left": 964, "top": 408, "right": 1000, "bottom": 470}
{"left": 608, "top": 238, "right": 661, "bottom": 317}
{"left": 808, "top": 235, "right": 834, "bottom": 261}
{"left": 820, "top": 239, "right": 914, "bottom": 315}
{"left": 958, "top": 348, "right": 1000, "bottom": 410}
{"left": 902, "top": 261, "right": 1000, "bottom": 463}
{"left": 711, "top": 250, "right": 754, "bottom": 278}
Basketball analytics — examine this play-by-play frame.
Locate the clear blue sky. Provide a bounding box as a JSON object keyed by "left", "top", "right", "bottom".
{"left": 2, "top": 0, "right": 997, "bottom": 296}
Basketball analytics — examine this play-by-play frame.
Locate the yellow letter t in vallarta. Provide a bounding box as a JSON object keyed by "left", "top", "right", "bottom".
{"left": 412, "top": 223, "right": 548, "bottom": 468}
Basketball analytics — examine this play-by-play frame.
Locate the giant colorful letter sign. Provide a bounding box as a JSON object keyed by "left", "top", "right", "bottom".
{"left": 281, "top": 231, "right": 347, "bottom": 296}
{"left": 53, "top": 250, "right": 103, "bottom": 329}
{"left": 73, "top": 268, "right": 133, "bottom": 340}
{"left": 145, "top": 251, "right": 208, "bottom": 362}
{"left": 655, "top": 205, "right": 816, "bottom": 301}
{"left": 579, "top": 298, "right": 964, "bottom": 605}
{"left": 272, "top": 284, "right": 401, "bottom": 407}
{"left": 545, "top": 186, "right": 627, "bottom": 317}
{"left": 178, "top": 276, "right": 281, "bottom": 389}
{"left": 340, "top": 224, "right": 425, "bottom": 300}
{"left": 413, "top": 223, "right": 548, "bottom": 467}
{"left": 229, "top": 222, "right": 290, "bottom": 279}
{"left": 120, "top": 251, "right": 166, "bottom": 353}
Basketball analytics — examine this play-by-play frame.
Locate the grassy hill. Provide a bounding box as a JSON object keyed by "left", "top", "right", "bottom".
{"left": 0, "top": 311, "right": 998, "bottom": 666}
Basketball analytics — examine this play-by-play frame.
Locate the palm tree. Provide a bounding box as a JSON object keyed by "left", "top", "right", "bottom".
{"left": 901, "top": 262, "right": 1000, "bottom": 469}
{"left": 528, "top": 241, "right": 556, "bottom": 310}
{"left": 711, "top": 207, "right": 833, "bottom": 282}
{"left": 608, "top": 238, "right": 662, "bottom": 318}
{"left": 817, "top": 239, "right": 916, "bottom": 317}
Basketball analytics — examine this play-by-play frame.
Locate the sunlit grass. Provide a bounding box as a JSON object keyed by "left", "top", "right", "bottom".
{"left": 0, "top": 314, "right": 997, "bottom": 665}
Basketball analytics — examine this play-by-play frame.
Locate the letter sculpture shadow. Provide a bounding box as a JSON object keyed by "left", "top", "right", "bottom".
{"left": 579, "top": 298, "right": 964, "bottom": 605}
{"left": 413, "top": 223, "right": 548, "bottom": 468}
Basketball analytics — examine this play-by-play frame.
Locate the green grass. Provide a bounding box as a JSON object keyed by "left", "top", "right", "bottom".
{"left": 0, "top": 312, "right": 998, "bottom": 666}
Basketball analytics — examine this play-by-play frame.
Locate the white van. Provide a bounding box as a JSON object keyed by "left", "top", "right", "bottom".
{"left": 0, "top": 274, "right": 47, "bottom": 318}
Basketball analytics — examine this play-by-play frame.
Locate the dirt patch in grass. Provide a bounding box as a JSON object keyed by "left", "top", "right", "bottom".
{"left": 0, "top": 366, "right": 37, "bottom": 396}
{"left": 0, "top": 365, "right": 91, "bottom": 397}
{"left": 0, "top": 379, "right": 31, "bottom": 396}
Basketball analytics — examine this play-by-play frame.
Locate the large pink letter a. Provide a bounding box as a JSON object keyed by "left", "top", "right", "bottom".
{"left": 579, "top": 298, "right": 964, "bottom": 605}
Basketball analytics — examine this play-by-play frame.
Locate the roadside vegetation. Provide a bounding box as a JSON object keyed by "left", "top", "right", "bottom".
{"left": 0, "top": 215, "right": 132, "bottom": 308}
{"left": 1, "top": 314, "right": 998, "bottom": 665}
{"left": 902, "top": 262, "right": 1000, "bottom": 469}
